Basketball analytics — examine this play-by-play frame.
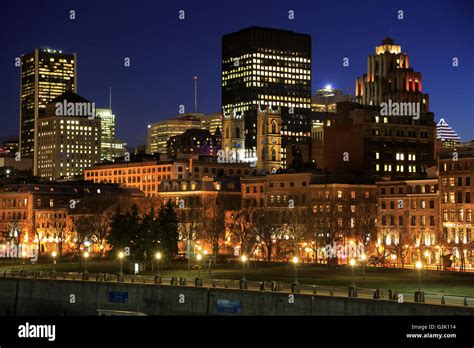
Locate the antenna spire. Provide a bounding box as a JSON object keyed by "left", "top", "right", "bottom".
{"left": 194, "top": 76, "right": 198, "bottom": 112}
{"left": 109, "top": 86, "right": 112, "bottom": 111}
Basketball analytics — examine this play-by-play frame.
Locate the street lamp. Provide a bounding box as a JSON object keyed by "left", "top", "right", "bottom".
{"left": 360, "top": 253, "right": 367, "bottom": 279}
{"left": 51, "top": 251, "right": 57, "bottom": 274}
{"left": 155, "top": 252, "right": 162, "bottom": 277}
{"left": 415, "top": 260, "right": 423, "bottom": 290}
{"left": 424, "top": 250, "right": 430, "bottom": 269}
{"left": 241, "top": 255, "right": 247, "bottom": 281}
{"left": 349, "top": 258, "right": 356, "bottom": 287}
{"left": 83, "top": 251, "right": 89, "bottom": 274}
{"left": 292, "top": 256, "right": 299, "bottom": 285}
{"left": 21, "top": 250, "right": 27, "bottom": 271}
{"left": 196, "top": 253, "right": 202, "bottom": 278}
{"left": 118, "top": 251, "right": 124, "bottom": 277}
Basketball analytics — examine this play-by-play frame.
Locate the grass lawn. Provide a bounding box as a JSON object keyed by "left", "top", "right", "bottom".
{"left": 1, "top": 258, "right": 474, "bottom": 297}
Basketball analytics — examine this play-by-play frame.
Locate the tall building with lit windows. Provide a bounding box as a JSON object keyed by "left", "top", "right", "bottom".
{"left": 355, "top": 37, "right": 430, "bottom": 112}
{"left": 322, "top": 101, "right": 436, "bottom": 180}
{"left": 311, "top": 86, "right": 352, "bottom": 113}
{"left": 436, "top": 118, "right": 461, "bottom": 148}
{"left": 147, "top": 113, "right": 222, "bottom": 156}
{"left": 37, "top": 91, "right": 101, "bottom": 181}
{"left": 324, "top": 37, "right": 436, "bottom": 180}
{"left": 19, "top": 48, "right": 77, "bottom": 175}
{"left": 222, "top": 27, "right": 312, "bottom": 170}
{"left": 96, "top": 108, "right": 116, "bottom": 161}
{"left": 95, "top": 108, "right": 126, "bottom": 161}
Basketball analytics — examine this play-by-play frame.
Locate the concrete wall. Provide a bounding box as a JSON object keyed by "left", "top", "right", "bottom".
{"left": 0, "top": 277, "right": 473, "bottom": 316}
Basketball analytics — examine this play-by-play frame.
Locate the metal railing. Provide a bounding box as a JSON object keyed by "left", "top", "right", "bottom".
{"left": 2, "top": 269, "right": 473, "bottom": 308}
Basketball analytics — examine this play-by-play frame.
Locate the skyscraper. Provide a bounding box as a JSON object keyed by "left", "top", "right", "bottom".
{"left": 19, "top": 48, "right": 77, "bottom": 175}
{"left": 147, "top": 113, "right": 222, "bottom": 156}
{"left": 311, "top": 86, "right": 352, "bottom": 113}
{"left": 222, "top": 27, "right": 312, "bottom": 170}
{"left": 436, "top": 118, "right": 461, "bottom": 148}
{"left": 37, "top": 91, "right": 101, "bottom": 180}
{"left": 355, "top": 37, "right": 429, "bottom": 112}
{"left": 96, "top": 108, "right": 118, "bottom": 161}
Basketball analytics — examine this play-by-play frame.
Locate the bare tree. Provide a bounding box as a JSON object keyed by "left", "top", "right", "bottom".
{"left": 200, "top": 195, "right": 227, "bottom": 264}
{"left": 70, "top": 215, "right": 93, "bottom": 265}
{"left": 352, "top": 189, "right": 377, "bottom": 257}
{"left": 252, "top": 206, "right": 284, "bottom": 262}
{"left": 228, "top": 207, "right": 257, "bottom": 258}
{"left": 284, "top": 204, "right": 310, "bottom": 259}
{"left": 49, "top": 209, "right": 69, "bottom": 259}
{"left": 311, "top": 192, "right": 350, "bottom": 266}
{"left": 71, "top": 193, "right": 120, "bottom": 257}
{"left": 176, "top": 196, "right": 203, "bottom": 274}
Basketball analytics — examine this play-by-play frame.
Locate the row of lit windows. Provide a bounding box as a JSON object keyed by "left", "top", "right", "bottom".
{"left": 375, "top": 164, "right": 417, "bottom": 173}
{"left": 441, "top": 176, "right": 472, "bottom": 187}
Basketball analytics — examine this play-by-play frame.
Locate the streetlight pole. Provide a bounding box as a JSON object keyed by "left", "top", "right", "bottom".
{"left": 196, "top": 253, "right": 202, "bottom": 279}
{"left": 118, "top": 251, "right": 124, "bottom": 278}
{"left": 416, "top": 260, "right": 422, "bottom": 290}
{"left": 424, "top": 250, "right": 430, "bottom": 270}
{"left": 22, "top": 250, "right": 27, "bottom": 271}
{"left": 241, "top": 255, "right": 247, "bottom": 281}
{"left": 187, "top": 231, "right": 192, "bottom": 276}
{"left": 414, "top": 260, "right": 424, "bottom": 303}
{"left": 155, "top": 252, "right": 162, "bottom": 277}
{"left": 52, "top": 251, "right": 57, "bottom": 275}
{"left": 84, "top": 251, "right": 89, "bottom": 275}
{"left": 350, "top": 258, "right": 356, "bottom": 287}
{"left": 292, "top": 256, "right": 299, "bottom": 285}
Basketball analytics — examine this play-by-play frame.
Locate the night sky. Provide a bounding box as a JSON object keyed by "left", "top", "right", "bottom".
{"left": 1, "top": 0, "right": 473, "bottom": 146}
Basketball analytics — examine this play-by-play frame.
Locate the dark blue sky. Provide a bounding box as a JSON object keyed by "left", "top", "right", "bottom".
{"left": 1, "top": 0, "right": 473, "bottom": 146}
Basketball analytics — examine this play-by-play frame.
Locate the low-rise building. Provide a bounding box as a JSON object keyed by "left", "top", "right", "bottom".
{"left": 376, "top": 179, "right": 439, "bottom": 267}
{"left": 439, "top": 148, "right": 473, "bottom": 269}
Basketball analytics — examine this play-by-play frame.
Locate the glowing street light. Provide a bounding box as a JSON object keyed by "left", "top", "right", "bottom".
{"left": 51, "top": 251, "right": 57, "bottom": 274}
{"left": 416, "top": 260, "right": 423, "bottom": 290}
{"left": 118, "top": 251, "right": 124, "bottom": 277}
{"left": 292, "top": 256, "right": 299, "bottom": 285}
{"left": 349, "top": 258, "right": 356, "bottom": 287}
{"left": 241, "top": 255, "right": 247, "bottom": 281}
{"left": 196, "top": 253, "right": 202, "bottom": 278}
{"left": 155, "top": 252, "right": 162, "bottom": 277}
{"left": 22, "top": 250, "right": 27, "bottom": 271}
{"left": 83, "top": 251, "right": 89, "bottom": 274}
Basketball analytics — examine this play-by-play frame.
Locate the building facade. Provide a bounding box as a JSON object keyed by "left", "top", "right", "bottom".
{"left": 167, "top": 128, "right": 221, "bottom": 159}
{"left": 436, "top": 118, "right": 461, "bottom": 148}
{"left": 439, "top": 150, "right": 473, "bottom": 269}
{"left": 0, "top": 182, "right": 143, "bottom": 255}
{"left": 147, "top": 113, "right": 222, "bottom": 155}
{"left": 376, "top": 179, "right": 440, "bottom": 267}
{"left": 85, "top": 157, "right": 254, "bottom": 197}
{"left": 95, "top": 108, "right": 126, "bottom": 161}
{"left": 322, "top": 101, "right": 436, "bottom": 179}
{"left": 311, "top": 86, "right": 352, "bottom": 113}
{"left": 222, "top": 27, "right": 312, "bottom": 169}
{"left": 20, "top": 48, "right": 77, "bottom": 175}
{"left": 355, "top": 37, "right": 429, "bottom": 112}
{"left": 36, "top": 92, "right": 101, "bottom": 180}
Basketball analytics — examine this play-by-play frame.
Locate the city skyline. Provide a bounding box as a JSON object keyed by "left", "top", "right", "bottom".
{"left": 1, "top": 0, "right": 474, "bottom": 336}
{"left": 1, "top": 0, "right": 473, "bottom": 147}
